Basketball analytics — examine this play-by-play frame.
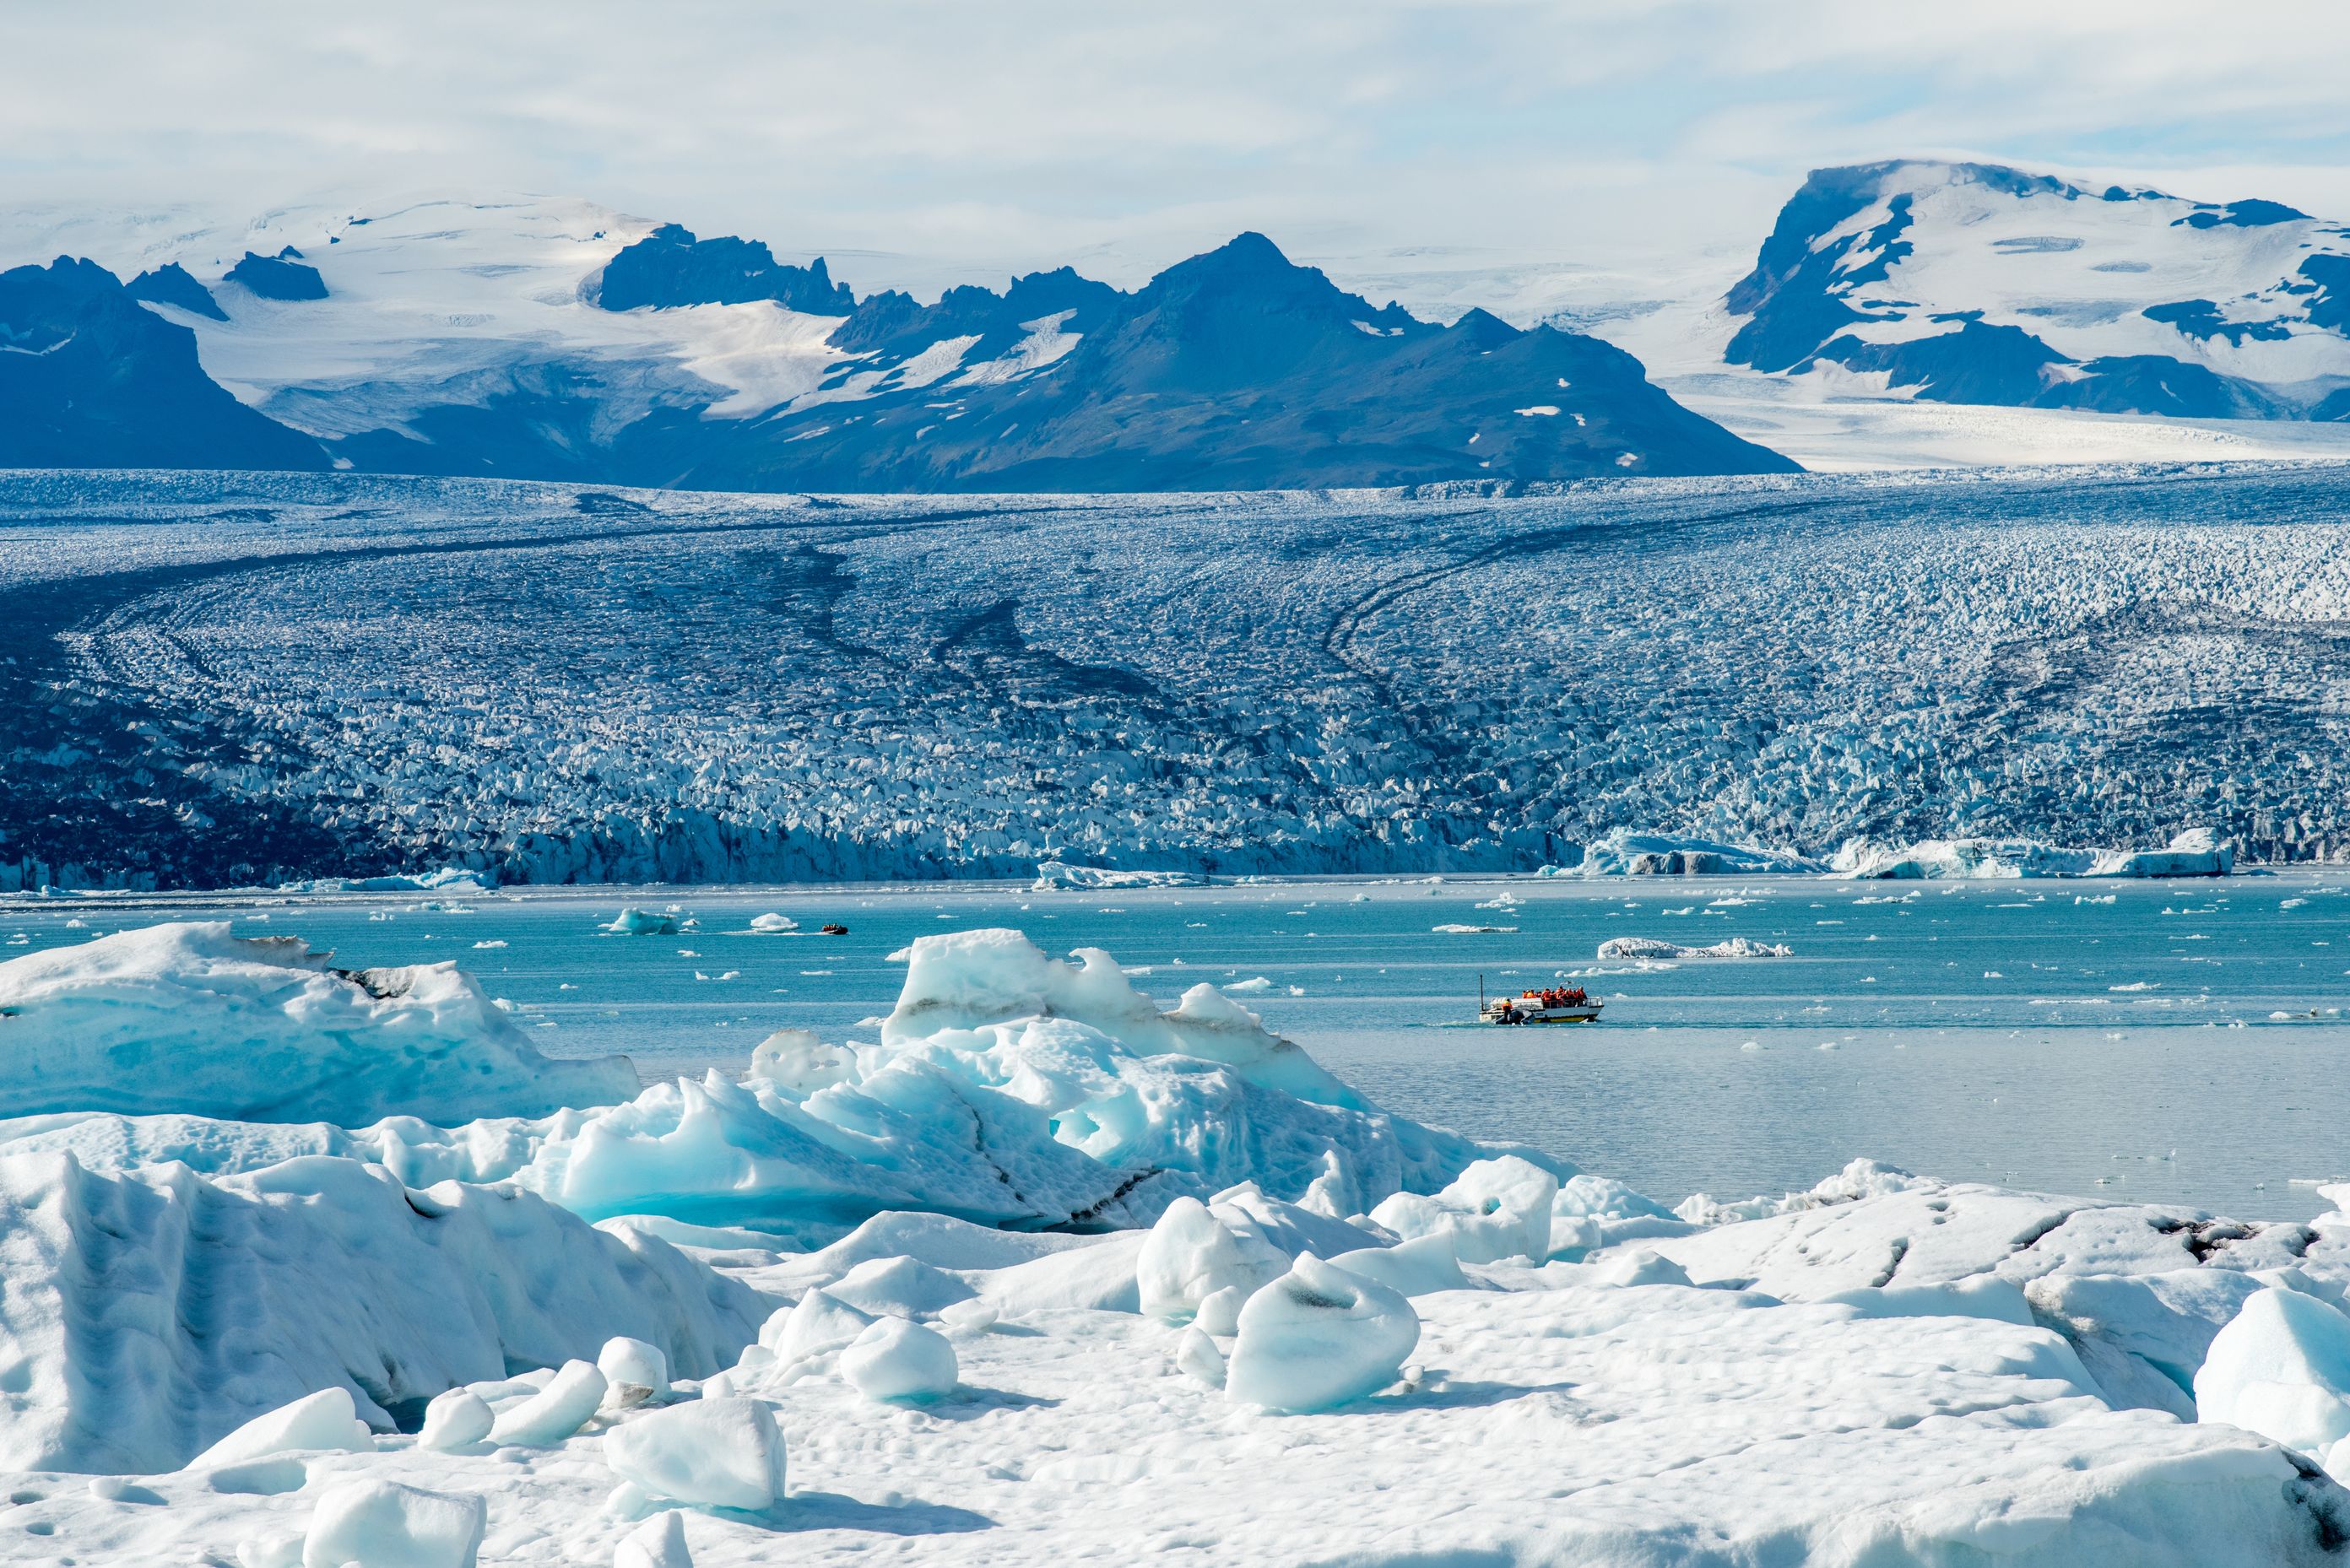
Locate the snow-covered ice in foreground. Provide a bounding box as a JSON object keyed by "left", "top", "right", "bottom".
{"left": 603, "top": 1396, "right": 788, "bottom": 1510}
{"left": 2196, "top": 1285, "right": 2350, "bottom": 1482}
{"left": 1224, "top": 1252, "right": 1421, "bottom": 1413}
{"left": 3, "top": 925, "right": 2350, "bottom": 1562}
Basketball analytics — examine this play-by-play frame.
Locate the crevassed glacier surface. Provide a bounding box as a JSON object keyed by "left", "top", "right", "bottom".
{"left": 6, "top": 463, "right": 2350, "bottom": 890}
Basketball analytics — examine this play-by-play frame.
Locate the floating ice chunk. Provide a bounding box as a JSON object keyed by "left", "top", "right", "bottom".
{"left": 604, "top": 1396, "right": 788, "bottom": 1511}
{"left": 1226, "top": 1253, "right": 1420, "bottom": 1413}
{"left": 598, "top": 1337, "right": 671, "bottom": 1407}
{"left": 1596, "top": 936, "right": 1791, "bottom": 960}
{"left": 0, "top": 922, "right": 636, "bottom": 1122}
{"left": 749, "top": 912, "right": 799, "bottom": 933}
{"left": 1328, "top": 1231, "right": 1467, "bottom": 1296}
{"left": 614, "top": 1510, "right": 693, "bottom": 1568}
{"left": 301, "top": 1479, "right": 486, "bottom": 1568}
{"left": 826, "top": 1254, "right": 976, "bottom": 1317}
{"left": 416, "top": 1389, "right": 493, "bottom": 1452}
{"left": 1590, "top": 1248, "right": 1695, "bottom": 1289}
{"left": 1573, "top": 830, "right": 1822, "bottom": 877}
{"left": 1371, "top": 1156, "right": 1559, "bottom": 1265}
{"left": 2195, "top": 1287, "right": 2350, "bottom": 1466}
{"left": 761, "top": 1287, "right": 875, "bottom": 1365}
{"left": 606, "top": 908, "right": 680, "bottom": 935}
{"left": 282, "top": 867, "right": 490, "bottom": 895}
{"left": 1176, "top": 1325, "right": 1227, "bottom": 1388}
{"left": 840, "top": 1317, "right": 959, "bottom": 1403}
{"left": 187, "top": 1387, "right": 373, "bottom": 1470}
{"left": 1032, "top": 861, "right": 1200, "bottom": 890}
{"left": 1137, "top": 1195, "right": 1286, "bottom": 1322}
{"left": 1224, "top": 975, "right": 1274, "bottom": 992}
{"left": 1835, "top": 828, "right": 2232, "bottom": 880}
{"left": 486, "top": 1358, "right": 606, "bottom": 1446}
{"left": 1432, "top": 923, "right": 1516, "bottom": 933}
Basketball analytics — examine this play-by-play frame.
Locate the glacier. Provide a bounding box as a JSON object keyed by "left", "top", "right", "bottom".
{"left": 1, "top": 923, "right": 2348, "bottom": 1562}
{"left": 9, "top": 465, "right": 2350, "bottom": 892}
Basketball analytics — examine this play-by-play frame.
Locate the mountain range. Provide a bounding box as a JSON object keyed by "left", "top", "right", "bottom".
{"left": 1724, "top": 160, "right": 2350, "bottom": 421}
{"left": 8, "top": 160, "right": 2350, "bottom": 489}
{"left": 0, "top": 203, "right": 1790, "bottom": 487}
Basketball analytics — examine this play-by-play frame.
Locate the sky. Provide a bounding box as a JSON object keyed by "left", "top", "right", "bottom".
{"left": 9, "top": 0, "right": 2350, "bottom": 297}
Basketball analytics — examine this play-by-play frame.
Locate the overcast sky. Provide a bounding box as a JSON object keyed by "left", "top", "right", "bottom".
{"left": 9, "top": 1, "right": 2350, "bottom": 292}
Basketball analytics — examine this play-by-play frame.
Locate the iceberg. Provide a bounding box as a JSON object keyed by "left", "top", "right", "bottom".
{"left": 1595, "top": 935, "right": 1793, "bottom": 960}
{"left": 0, "top": 922, "right": 637, "bottom": 1124}
{"left": 1032, "top": 860, "right": 1202, "bottom": 890}
{"left": 1835, "top": 828, "right": 2234, "bottom": 879}
{"left": 1570, "top": 830, "right": 1825, "bottom": 877}
{"left": 279, "top": 866, "right": 493, "bottom": 895}
{"left": 2, "top": 927, "right": 1513, "bottom": 1235}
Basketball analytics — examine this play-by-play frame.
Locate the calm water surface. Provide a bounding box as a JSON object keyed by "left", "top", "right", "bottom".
{"left": 7, "top": 874, "right": 2346, "bottom": 1221}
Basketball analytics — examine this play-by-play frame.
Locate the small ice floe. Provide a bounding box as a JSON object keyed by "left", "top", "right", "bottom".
{"left": 2282, "top": 897, "right": 2309, "bottom": 911}
{"left": 2075, "top": 894, "right": 2116, "bottom": 905}
{"left": 1224, "top": 976, "right": 1275, "bottom": 992}
{"left": 1432, "top": 923, "right": 1517, "bottom": 933}
{"left": 750, "top": 912, "right": 799, "bottom": 933}
{"left": 472, "top": 939, "right": 506, "bottom": 949}
{"left": 2110, "top": 981, "right": 2157, "bottom": 992}
{"left": 604, "top": 908, "right": 678, "bottom": 936}
{"left": 1984, "top": 971, "right": 2004, "bottom": 979}
{"left": 1596, "top": 937, "right": 1790, "bottom": 960}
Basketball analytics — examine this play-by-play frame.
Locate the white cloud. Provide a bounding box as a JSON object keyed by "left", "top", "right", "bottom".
{"left": 5, "top": 0, "right": 2347, "bottom": 295}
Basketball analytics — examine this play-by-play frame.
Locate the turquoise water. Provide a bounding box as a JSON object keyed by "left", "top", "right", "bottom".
{"left": 7, "top": 875, "right": 2347, "bottom": 1221}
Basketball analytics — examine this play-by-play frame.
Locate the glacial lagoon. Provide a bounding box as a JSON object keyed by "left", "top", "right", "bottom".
{"left": 9, "top": 872, "right": 2344, "bottom": 1222}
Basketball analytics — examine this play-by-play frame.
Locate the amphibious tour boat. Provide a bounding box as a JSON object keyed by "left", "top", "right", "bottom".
{"left": 1478, "top": 980, "right": 1604, "bottom": 1025}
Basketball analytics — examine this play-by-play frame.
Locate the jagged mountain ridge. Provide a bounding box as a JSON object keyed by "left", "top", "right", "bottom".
{"left": 0, "top": 197, "right": 1794, "bottom": 485}
{"left": 1725, "top": 160, "right": 2350, "bottom": 420}
{"left": 0, "top": 258, "right": 327, "bottom": 472}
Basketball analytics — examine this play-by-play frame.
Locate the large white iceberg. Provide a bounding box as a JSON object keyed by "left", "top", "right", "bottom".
{"left": 1568, "top": 830, "right": 1825, "bottom": 877}
{"left": 1834, "top": 827, "right": 2234, "bottom": 879}
{"left": 0, "top": 922, "right": 637, "bottom": 1124}
{"left": 1031, "top": 860, "right": 1202, "bottom": 890}
{"left": 0, "top": 927, "right": 1518, "bottom": 1235}
{"left": 1595, "top": 935, "right": 1793, "bottom": 960}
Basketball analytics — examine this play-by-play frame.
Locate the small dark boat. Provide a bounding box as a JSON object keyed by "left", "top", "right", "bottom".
{"left": 820, "top": 922, "right": 849, "bottom": 936}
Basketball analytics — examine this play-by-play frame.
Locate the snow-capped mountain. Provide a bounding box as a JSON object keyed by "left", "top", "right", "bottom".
{"left": 0, "top": 195, "right": 1792, "bottom": 485}
{"left": 1725, "top": 160, "right": 2350, "bottom": 420}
